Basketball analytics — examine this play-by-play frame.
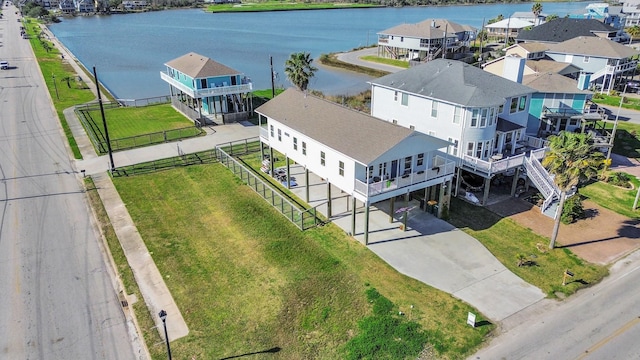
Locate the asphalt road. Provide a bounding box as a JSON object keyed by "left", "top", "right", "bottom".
{"left": 470, "top": 250, "right": 640, "bottom": 360}
{"left": 0, "top": 6, "right": 139, "bottom": 359}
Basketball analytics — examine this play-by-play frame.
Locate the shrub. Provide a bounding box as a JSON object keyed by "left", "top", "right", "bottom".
{"left": 606, "top": 172, "right": 632, "bottom": 188}
{"left": 561, "top": 195, "right": 585, "bottom": 224}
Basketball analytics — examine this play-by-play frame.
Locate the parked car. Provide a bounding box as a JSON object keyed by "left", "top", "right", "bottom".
{"left": 0, "top": 61, "right": 9, "bottom": 70}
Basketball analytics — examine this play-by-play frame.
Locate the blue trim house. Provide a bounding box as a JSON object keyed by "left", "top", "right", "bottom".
{"left": 160, "top": 52, "right": 253, "bottom": 124}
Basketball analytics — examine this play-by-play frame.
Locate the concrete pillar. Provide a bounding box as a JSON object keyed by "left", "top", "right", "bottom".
{"left": 389, "top": 197, "right": 395, "bottom": 222}
{"left": 351, "top": 196, "right": 356, "bottom": 236}
{"left": 260, "top": 141, "right": 265, "bottom": 163}
{"left": 364, "top": 203, "right": 370, "bottom": 245}
{"left": 482, "top": 177, "right": 491, "bottom": 205}
{"left": 511, "top": 167, "right": 521, "bottom": 196}
{"left": 269, "top": 147, "right": 275, "bottom": 178}
{"left": 423, "top": 187, "right": 429, "bottom": 212}
{"left": 327, "top": 181, "right": 332, "bottom": 218}
{"left": 305, "top": 168, "right": 310, "bottom": 202}
{"left": 437, "top": 182, "right": 447, "bottom": 218}
{"left": 455, "top": 167, "right": 462, "bottom": 197}
{"left": 285, "top": 156, "right": 290, "bottom": 190}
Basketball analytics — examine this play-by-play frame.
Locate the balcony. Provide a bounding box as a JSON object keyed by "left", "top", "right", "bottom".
{"left": 259, "top": 126, "right": 268, "bottom": 139}
{"left": 160, "top": 72, "right": 252, "bottom": 98}
{"left": 461, "top": 144, "right": 547, "bottom": 177}
{"left": 353, "top": 156, "right": 456, "bottom": 197}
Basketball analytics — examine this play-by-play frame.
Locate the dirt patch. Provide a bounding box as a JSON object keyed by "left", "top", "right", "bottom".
{"left": 487, "top": 198, "right": 640, "bottom": 265}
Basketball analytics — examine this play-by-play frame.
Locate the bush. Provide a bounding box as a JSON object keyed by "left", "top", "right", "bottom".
{"left": 606, "top": 172, "right": 632, "bottom": 188}
{"left": 561, "top": 195, "right": 585, "bottom": 224}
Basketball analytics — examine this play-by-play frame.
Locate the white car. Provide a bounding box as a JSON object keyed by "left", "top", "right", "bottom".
{"left": 0, "top": 61, "right": 10, "bottom": 70}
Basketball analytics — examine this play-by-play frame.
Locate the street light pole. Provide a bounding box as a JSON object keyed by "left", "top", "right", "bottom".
{"left": 607, "top": 84, "right": 627, "bottom": 160}
{"left": 633, "top": 177, "right": 640, "bottom": 211}
{"left": 159, "top": 310, "right": 172, "bottom": 360}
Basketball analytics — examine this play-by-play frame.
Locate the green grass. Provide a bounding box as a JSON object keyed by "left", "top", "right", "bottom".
{"left": 86, "top": 103, "right": 198, "bottom": 139}
{"left": 319, "top": 53, "right": 390, "bottom": 78}
{"left": 360, "top": 55, "right": 410, "bottom": 69}
{"left": 612, "top": 121, "right": 640, "bottom": 159}
{"left": 581, "top": 176, "right": 640, "bottom": 219}
{"left": 113, "top": 164, "right": 491, "bottom": 360}
{"left": 448, "top": 197, "right": 608, "bottom": 298}
{"left": 207, "top": 2, "right": 379, "bottom": 13}
{"left": 592, "top": 93, "right": 640, "bottom": 110}
{"left": 25, "top": 19, "right": 96, "bottom": 159}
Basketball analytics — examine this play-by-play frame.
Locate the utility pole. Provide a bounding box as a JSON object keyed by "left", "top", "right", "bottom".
{"left": 478, "top": 18, "right": 485, "bottom": 68}
{"left": 270, "top": 55, "right": 275, "bottom": 98}
{"left": 93, "top": 66, "right": 115, "bottom": 172}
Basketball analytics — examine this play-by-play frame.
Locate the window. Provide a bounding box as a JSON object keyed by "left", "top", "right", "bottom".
{"left": 431, "top": 101, "right": 438, "bottom": 117}
{"left": 471, "top": 109, "right": 479, "bottom": 127}
{"left": 467, "top": 142, "right": 474, "bottom": 156}
{"left": 302, "top": 141, "right": 307, "bottom": 155}
{"left": 417, "top": 153, "right": 424, "bottom": 166}
{"left": 489, "top": 108, "right": 495, "bottom": 126}
{"left": 448, "top": 138, "right": 459, "bottom": 156}
{"left": 499, "top": 104, "right": 504, "bottom": 114}
{"left": 378, "top": 163, "right": 387, "bottom": 177}
{"left": 483, "top": 140, "right": 491, "bottom": 159}
{"left": 583, "top": 56, "right": 590, "bottom": 63}
{"left": 200, "top": 79, "right": 206, "bottom": 88}
{"left": 339, "top": 161, "right": 344, "bottom": 176}
{"left": 428, "top": 130, "right": 436, "bottom": 136}
{"left": 453, "top": 107, "right": 461, "bottom": 124}
{"left": 409, "top": 125, "right": 415, "bottom": 130}
{"left": 320, "top": 151, "right": 325, "bottom": 166}
{"left": 510, "top": 98, "right": 518, "bottom": 113}
{"left": 368, "top": 165, "right": 374, "bottom": 178}
{"left": 278, "top": 129, "right": 282, "bottom": 142}
{"left": 480, "top": 108, "right": 488, "bottom": 127}
{"left": 404, "top": 156, "right": 412, "bottom": 173}
{"left": 270, "top": 125, "right": 274, "bottom": 137}
{"left": 293, "top": 137, "right": 298, "bottom": 151}
{"left": 518, "top": 96, "right": 527, "bottom": 111}
{"left": 392, "top": 119, "right": 398, "bottom": 124}
{"left": 394, "top": 91, "right": 398, "bottom": 101}
{"left": 476, "top": 142, "right": 482, "bottom": 158}
{"left": 401, "top": 93, "right": 409, "bottom": 106}
{"left": 569, "top": 118, "right": 578, "bottom": 126}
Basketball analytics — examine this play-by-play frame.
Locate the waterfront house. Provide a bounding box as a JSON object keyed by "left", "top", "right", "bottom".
{"left": 58, "top": 0, "right": 74, "bottom": 13}
{"left": 368, "top": 59, "right": 564, "bottom": 215}
{"left": 482, "top": 42, "right": 582, "bottom": 78}
{"left": 622, "top": 0, "right": 640, "bottom": 26}
{"left": 122, "top": 0, "right": 146, "bottom": 10}
{"left": 256, "top": 88, "right": 456, "bottom": 244}
{"left": 544, "top": 36, "right": 639, "bottom": 93}
{"left": 511, "top": 11, "right": 548, "bottom": 26}
{"left": 160, "top": 52, "right": 252, "bottom": 125}
{"left": 570, "top": 3, "right": 627, "bottom": 30}
{"left": 74, "top": 0, "right": 94, "bottom": 12}
{"left": 484, "top": 18, "right": 535, "bottom": 43}
{"left": 377, "top": 19, "right": 476, "bottom": 63}
{"left": 517, "top": 18, "right": 625, "bottom": 44}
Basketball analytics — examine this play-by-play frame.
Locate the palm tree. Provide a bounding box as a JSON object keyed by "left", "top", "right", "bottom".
{"left": 542, "top": 132, "right": 604, "bottom": 249}
{"left": 627, "top": 25, "right": 640, "bottom": 44}
{"left": 284, "top": 52, "right": 317, "bottom": 91}
{"left": 531, "top": 2, "right": 543, "bottom": 26}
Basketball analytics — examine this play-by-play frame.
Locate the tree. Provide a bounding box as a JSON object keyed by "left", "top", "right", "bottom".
{"left": 546, "top": 14, "right": 559, "bottom": 22}
{"left": 284, "top": 52, "right": 317, "bottom": 91}
{"left": 627, "top": 25, "right": 640, "bottom": 44}
{"left": 531, "top": 2, "right": 543, "bottom": 26}
{"left": 542, "top": 132, "right": 604, "bottom": 249}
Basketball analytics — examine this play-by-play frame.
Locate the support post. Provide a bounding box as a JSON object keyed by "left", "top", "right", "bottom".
{"left": 455, "top": 167, "right": 462, "bottom": 197}
{"left": 482, "top": 177, "right": 491, "bottom": 205}
{"left": 437, "top": 182, "right": 446, "bottom": 218}
{"left": 269, "top": 146, "right": 274, "bottom": 178}
{"left": 305, "top": 168, "right": 310, "bottom": 202}
{"left": 326, "top": 181, "right": 332, "bottom": 218}
{"left": 511, "top": 167, "right": 521, "bottom": 196}
{"left": 364, "top": 203, "right": 370, "bottom": 245}
{"left": 389, "top": 197, "right": 395, "bottom": 222}
{"left": 351, "top": 196, "right": 357, "bottom": 236}
{"left": 285, "top": 156, "right": 290, "bottom": 189}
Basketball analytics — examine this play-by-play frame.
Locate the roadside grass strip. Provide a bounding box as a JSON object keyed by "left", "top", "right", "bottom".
{"left": 113, "top": 164, "right": 491, "bottom": 360}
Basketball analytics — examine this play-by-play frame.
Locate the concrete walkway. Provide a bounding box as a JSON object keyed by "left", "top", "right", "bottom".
{"left": 282, "top": 165, "right": 545, "bottom": 321}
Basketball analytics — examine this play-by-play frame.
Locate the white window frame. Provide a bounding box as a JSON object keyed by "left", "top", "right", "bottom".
{"left": 431, "top": 101, "right": 438, "bottom": 118}
{"left": 338, "top": 161, "right": 344, "bottom": 176}
{"left": 320, "top": 151, "right": 325, "bottom": 166}
{"left": 401, "top": 93, "right": 409, "bottom": 106}
{"left": 453, "top": 107, "right": 461, "bottom": 124}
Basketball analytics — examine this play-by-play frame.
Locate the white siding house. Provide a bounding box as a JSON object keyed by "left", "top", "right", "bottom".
{"left": 256, "top": 89, "right": 456, "bottom": 243}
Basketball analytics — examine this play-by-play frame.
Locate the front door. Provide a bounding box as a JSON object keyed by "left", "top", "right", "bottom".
{"left": 231, "top": 76, "right": 237, "bottom": 86}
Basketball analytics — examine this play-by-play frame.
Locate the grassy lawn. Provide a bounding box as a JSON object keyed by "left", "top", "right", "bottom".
{"left": 448, "top": 197, "right": 609, "bottom": 298}
{"left": 360, "top": 55, "right": 410, "bottom": 69}
{"left": 207, "top": 2, "right": 379, "bottom": 13}
{"left": 24, "top": 19, "right": 96, "bottom": 159}
{"left": 85, "top": 103, "right": 199, "bottom": 139}
{"left": 581, "top": 176, "right": 640, "bottom": 219}
{"left": 113, "top": 163, "right": 492, "bottom": 360}
{"left": 592, "top": 93, "right": 640, "bottom": 111}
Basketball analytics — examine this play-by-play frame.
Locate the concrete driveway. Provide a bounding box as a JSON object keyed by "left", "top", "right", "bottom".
{"left": 284, "top": 165, "right": 545, "bottom": 321}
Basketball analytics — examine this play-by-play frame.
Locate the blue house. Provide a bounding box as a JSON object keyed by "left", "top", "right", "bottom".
{"left": 161, "top": 52, "right": 253, "bottom": 125}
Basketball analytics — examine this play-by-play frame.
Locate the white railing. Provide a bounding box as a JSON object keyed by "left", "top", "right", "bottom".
{"left": 524, "top": 135, "right": 548, "bottom": 149}
{"left": 353, "top": 158, "right": 456, "bottom": 197}
{"left": 160, "top": 72, "right": 252, "bottom": 98}
{"left": 259, "top": 126, "right": 268, "bottom": 139}
{"left": 524, "top": 155, "right": 558, "bottom": 200}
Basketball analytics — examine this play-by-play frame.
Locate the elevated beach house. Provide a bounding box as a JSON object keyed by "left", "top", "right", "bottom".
{"left": 256, "top": 88, "right": 456, "bottom": 244}
{"left": 377, "top": 19, "right": 476, "bottom": 63}
{"left": 160, "top": 52, "right": 252, "bottom": 125}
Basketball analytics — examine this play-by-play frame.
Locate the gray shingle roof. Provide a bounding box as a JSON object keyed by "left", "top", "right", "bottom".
{"left": 255, "top": 88, "right": 451, "bottom": 165}
{"left": 517, "top": 18, "right": 617, "bottom": 43}
{"left": 521, "top": 72, "right": 592, "bottom": 94}
{"left": 546, "top": 36, "right": 638, "bottom": 59}
{"left": 165, "top": 52, "right": 241, "bottom": 79}
{"left": 526, "top": 58, "right": 582, "bottom": 75}
{"left": 370, "top": 59, "right": 534, "bottom": 107}
{"left": 379, "top": 19, "right": 475, "bottom": 38}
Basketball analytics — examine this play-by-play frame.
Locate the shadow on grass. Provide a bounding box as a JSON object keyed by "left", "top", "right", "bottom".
{"left": 219, "top": 347, "right": 281, "bottom": 360}
{"left": 613, "top": 130, "right": 640, "bottom": 159}
{"left": 448, "top": 197, "right": 503, "bottom": 231}
{"left": 474, "top": 320, "right": 493, "bottom": 328}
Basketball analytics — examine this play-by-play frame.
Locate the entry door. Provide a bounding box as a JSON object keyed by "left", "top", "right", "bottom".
{"left": 559, "top": 118, "right": 568, "bottom": 132}
{"left": 390, "top": 160, "right": 398, "bottom": 178}
{"left": 231, "top": 76, "right": 237, "bottom": 86}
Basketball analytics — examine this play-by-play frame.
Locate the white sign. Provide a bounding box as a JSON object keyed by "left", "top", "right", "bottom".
{"left": 467, "top": 312, "right": 476, "bottom": 327}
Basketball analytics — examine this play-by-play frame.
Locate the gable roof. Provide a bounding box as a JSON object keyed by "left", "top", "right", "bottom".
{"left": 521, "top": 72, "right": 591, "bottom": 94}
{"left": 379, "top": 18, "right": 474, "bottom": 38}
{"left": 486, "top": 18, "right": 534, "bottom": 30}
{"left": 164, "top": 52, "right": 241, "bottom": 79}
{"left": 546, "top": 36, "right": 638, "bottom": 59}
{"left": 370, "top": 59, "right": 534, "bottom": 107}
{"left": 255, "top": 88, "right": 450, "bottom": 165}
{"left": 517, "top": 18, "right": 617, "bottom": 43}
{"left": 526, "top": 59, "right": 582, "bottom": 75}
{"left": 516, "top": 42, "right": 549, "bottom": 53}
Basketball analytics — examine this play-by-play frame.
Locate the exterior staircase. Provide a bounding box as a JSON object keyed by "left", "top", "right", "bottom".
{"left": 523, "top": 153, "right": 561, "bottom": 219}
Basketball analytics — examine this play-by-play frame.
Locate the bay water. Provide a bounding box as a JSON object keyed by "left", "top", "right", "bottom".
{"left": 48, "top": 2, "right": 589, "bottom": 99}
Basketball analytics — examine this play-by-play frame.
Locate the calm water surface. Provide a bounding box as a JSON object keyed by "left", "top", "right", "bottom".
{"left": 48, "top": 2, "right": 589, "bottom": 99}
